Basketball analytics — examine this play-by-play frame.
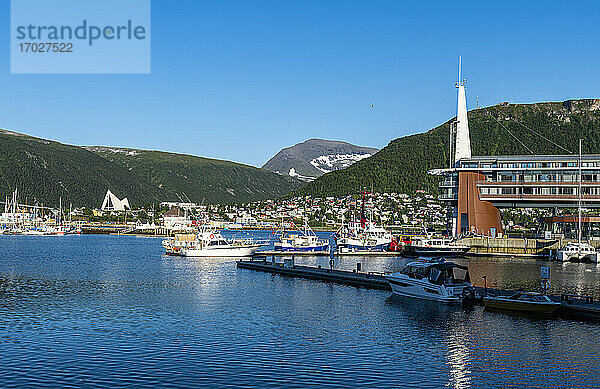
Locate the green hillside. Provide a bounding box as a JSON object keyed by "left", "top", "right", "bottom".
{"left": 296, "top": 99, "right": 600, "bottom": 197}
{"left": 0, "top": 130, "right": 163, "bottom": 207}
{"left": 87, "top": 147, "right": 303, "bottom": 205}
{"left": 0, "top": 130, "right": 302, "bottom": 207}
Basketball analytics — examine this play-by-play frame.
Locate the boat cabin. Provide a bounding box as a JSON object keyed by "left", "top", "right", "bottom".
{"left": 400, "top": 260, "right": 470, "bottom": 286}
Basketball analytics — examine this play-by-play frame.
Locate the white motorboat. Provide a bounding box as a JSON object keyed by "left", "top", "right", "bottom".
{"left": 556, "top": 242, "right": 598, "bottom": 263}
{"left": 385, "top": 258, "right": 472, "bottom": 303}
{"left": 404, "top": 236, "right": 470, "bottom": 257}
{"left": 274, "top": 220, "right": 330, "bottom": 252}
{"left": 163, "top": 226, "right": 268, "bottom": 257}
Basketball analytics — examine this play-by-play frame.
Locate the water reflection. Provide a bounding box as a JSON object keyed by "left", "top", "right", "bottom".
{"left": 0, "top": 235, "right": 600, "bottom": 388}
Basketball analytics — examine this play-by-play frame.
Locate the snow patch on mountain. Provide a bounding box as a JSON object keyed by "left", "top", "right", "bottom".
{"left": 310, "top": 153, "right": 372, "bottom": 173}
{"left": 85, "top": 146, "right": 139, "bottom": 156}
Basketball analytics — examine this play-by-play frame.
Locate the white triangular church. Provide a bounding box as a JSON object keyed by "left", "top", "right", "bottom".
{"left": 101, "top": 189, "right": 130, "bottom": 211}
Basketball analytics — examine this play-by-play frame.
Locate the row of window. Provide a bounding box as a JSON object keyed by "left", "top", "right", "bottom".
{"left": 486, "top": 173, "right": 600, "bottom": 183}
{"left": 480, "top": 187, "right": 600, "bottom": 196}
{"left": 461, "top": 161, "right": 600, "bottom": 169}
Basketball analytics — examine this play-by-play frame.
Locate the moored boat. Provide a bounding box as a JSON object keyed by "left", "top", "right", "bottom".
{"left": 555, "top": 139, "right": 598, "bottom": 264}
{"left": 336, "top": 221, "right": 394, "bottom": 252}
{"left": 404, "top": 236, "right": 470, "bottom": 257}
{"left": 556, "top": 242, "right": 598, "bottom": 263}
{"left": 483, "top": 292, "right": 560, "bottom": 314}
{"left": 385, "top": 258, "right": 472, "bottom": 303}
{"left": 162, "top": 226, "right": 268, "bottom": 257}
{"left": 274, "top": 219, "right": 330, "bottom": 252}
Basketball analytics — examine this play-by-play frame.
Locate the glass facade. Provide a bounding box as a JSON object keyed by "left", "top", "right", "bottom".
{"left": 441, "top": 156, "right": 600, "bottom": 203}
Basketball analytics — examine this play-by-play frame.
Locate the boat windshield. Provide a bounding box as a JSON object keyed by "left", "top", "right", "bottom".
{"left": 428, "top": 265, "right": 470, "bottom": 285}
{"left": 508, "top": 292, "right": 549, "bottom": 302}
{"left": 402, "top": 262, "right": 470, "bottom": 285}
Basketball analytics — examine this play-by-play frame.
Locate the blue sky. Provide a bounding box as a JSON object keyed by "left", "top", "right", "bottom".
{"left": 1, "top": 0, "right": 599, "bottom": 167}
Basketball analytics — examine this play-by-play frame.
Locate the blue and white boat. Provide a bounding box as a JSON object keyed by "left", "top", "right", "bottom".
{"left": 274, "top": 220, "right": 330, "bottom": 252}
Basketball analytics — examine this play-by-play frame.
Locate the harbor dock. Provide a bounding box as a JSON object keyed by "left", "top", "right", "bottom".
{"left": 257, "top": 250, "right": 403, "bottom": 257}
{"left": 237, "top": 257, "right": 390, "bottom": 290}
{"left": 237, "top": 257, "right": 600, "bottom": 321}
{"left": 258, "top": 250, "right": 330, "bottom": 256}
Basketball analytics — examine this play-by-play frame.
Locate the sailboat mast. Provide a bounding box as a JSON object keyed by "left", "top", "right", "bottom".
{"left": 578, "top": 138, "right": 582, "bottom": 245}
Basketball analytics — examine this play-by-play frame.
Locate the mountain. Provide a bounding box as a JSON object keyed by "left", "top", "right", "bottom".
{"left": 0, "top": 129, "right": 303, "bottom": 208}
{"left": 86, "top": 146, "right": 303, "bottom": 205}
{"left": 262, "top": 139, "right": 378, "bottom": 181}
{"left": 295, "top": 99, "right": 600, "bottom": 197}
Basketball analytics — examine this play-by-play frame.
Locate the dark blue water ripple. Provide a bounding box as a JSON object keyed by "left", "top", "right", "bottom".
{"left": 0, "top": 234, "right": 599, "bottom": 388}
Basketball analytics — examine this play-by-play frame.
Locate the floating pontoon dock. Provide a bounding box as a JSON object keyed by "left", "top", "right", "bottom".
{"left": 237, "top": 258, "right": 390, "bottom": 290}
{"left": 237, "top": 257, "right": 600, "bottom": 321}
{"left": 256, "top": 250, "right": 403, "bottom": 257}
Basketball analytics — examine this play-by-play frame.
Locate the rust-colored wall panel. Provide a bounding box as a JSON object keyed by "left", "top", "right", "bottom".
{"left": 456, "top": 172, "right": 503, "bottom": 236}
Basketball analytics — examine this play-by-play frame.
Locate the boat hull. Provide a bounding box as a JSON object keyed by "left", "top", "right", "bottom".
{"left": 556, "top": 251, "right": 598, "bottom": 263}
{"left": 338, "top": 243, "right": 390, "bottom": 253}
{"left": 404, "top": 246, "right": 470, "bottom": 257}
{"left": 273, "top": 244, "right": 330, "bottom": 252}
{"left": 178, "top": 245, "right": 263, "bottom": 257}
{"left": 386, "top": 275, "right": 466, "bottom": 303}
{"left": 483, "top": 298, "right": 560, "bottom": 314}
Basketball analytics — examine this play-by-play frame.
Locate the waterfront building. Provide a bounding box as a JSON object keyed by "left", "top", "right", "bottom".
{"left": 431, "top": 62, "right": 600, "bottom": 237}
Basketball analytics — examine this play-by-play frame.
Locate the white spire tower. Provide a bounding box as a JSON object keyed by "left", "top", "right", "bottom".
{"left": 454, "top": 56, "right": 471, "bottom": 165}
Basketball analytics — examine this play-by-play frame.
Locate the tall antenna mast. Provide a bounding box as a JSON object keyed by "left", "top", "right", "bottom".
{"left": 458, "top": 55, "right": 462, "bottom": 86}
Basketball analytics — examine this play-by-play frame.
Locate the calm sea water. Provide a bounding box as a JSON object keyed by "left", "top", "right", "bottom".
{"left": 0, "top": 232, "right": 599, "bottom": 388}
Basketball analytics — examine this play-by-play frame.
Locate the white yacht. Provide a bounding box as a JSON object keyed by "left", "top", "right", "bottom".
{"left": 556, "top": 242, "right": 598, "bottom": 263}
{"left": 163, "top": 226, "right": 268, "bottom": 257}
{"left": 274, "top": 220, "right": 330, "bottom": 252}
{"left": 556, "top": 139, "right": 598, "bottom": 263}
{"left": 385, "top": 258, "right": 472, "bottom": 303}
{"left": 404, "top": 236, "right": 470, "bottom": 257}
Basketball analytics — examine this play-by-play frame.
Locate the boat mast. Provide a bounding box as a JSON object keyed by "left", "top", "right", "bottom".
{"left": 578, "top": 138, "right": 582, "bottom": 246}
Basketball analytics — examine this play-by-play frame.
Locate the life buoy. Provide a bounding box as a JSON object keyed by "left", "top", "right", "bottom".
{"left": 210, "top": 234, "right": 215, "bottom": 239}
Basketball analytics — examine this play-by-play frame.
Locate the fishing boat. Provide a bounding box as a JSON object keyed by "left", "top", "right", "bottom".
{"left": 162, "top": 226, "right": 268, "bottom": 257}
{"left": 274, "top": 219, "right": 330, "bottom": 252}
{"left": 483, "top": 292, "right": 560, "bottom": 314}
{"left": 335, "top": 191, "right": 394, "bottom": 252}
{"left": 385, "top": 258, "right": 472, "bottom": 303}
{"left": 404, "top": 236, "right": 470, "bottom": 257}
{"left": 336, "top": 221, "right": 394, "bottom": 252}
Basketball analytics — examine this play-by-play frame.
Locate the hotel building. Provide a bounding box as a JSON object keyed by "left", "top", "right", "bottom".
{"left": 431, "top": 62, "right": 600, "bottom": 237}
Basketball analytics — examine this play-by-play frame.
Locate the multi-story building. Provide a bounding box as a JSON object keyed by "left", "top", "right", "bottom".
{"left": 431, "top": 62, "right": 600, "bottom": 237}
